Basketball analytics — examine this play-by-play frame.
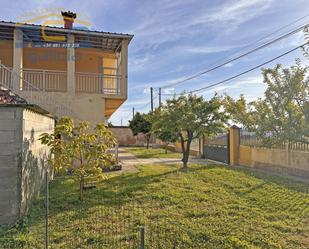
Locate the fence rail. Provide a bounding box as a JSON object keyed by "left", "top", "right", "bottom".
{"left": 240, "top": 130, "right": 309, "bottom": 152}
{"left": 204, "top": 132, "right": 229, "bottom": 146}
{"left": 0, "top": 192, "right": 211, "bottom": 249}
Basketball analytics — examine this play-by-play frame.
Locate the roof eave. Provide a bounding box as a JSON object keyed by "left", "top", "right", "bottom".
{"left": 0, "top": 21, "right": 134, "bottom": 42}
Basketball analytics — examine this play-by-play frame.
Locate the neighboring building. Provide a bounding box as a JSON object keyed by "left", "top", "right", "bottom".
{"left": 0, "top": 87, "right": 54, "bottom": 225}
{"left": 0, "top": 11, "right": 133, "bottom": 124}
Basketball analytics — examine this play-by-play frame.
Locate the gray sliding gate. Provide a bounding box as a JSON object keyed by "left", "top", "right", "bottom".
{"left": 203, "top": 132, "right": 230, "bottom": 164}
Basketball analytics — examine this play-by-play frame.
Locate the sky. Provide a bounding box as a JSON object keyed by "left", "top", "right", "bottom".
{"left": 1, "top": 0, "right": 309, "bottom": 125}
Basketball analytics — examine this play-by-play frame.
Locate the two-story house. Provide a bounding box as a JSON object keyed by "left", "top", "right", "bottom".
{"left": 0, "top": 11, "right": 133, "bottom": 124}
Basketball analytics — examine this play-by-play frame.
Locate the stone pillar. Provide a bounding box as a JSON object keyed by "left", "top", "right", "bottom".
{"left": 67, "top": 34, "right": 75, "bottom": 95}
{"left": 13, "top": 28, "right": 23, "bottom": 92}
{"left": 229, "top": 125, "right": 240, "bottom": 166}
{"left": 120, "top": 39, "right": 128, "bottom": 99}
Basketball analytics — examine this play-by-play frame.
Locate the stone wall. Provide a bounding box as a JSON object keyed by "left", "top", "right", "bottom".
{"left": 0, "top": 106, "right": 54, "bottom": 225}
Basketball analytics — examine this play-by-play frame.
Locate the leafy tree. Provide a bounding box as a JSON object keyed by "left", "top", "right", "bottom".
{"left": 224, "top": 62, "right": 309, "bottom": 147}
{"left": 129, "top": 112, "right": 152, "bottom": 148}
{"left": 40, "top": 117, "right": 116, "bottom": 201}
{"left": 151, "top": 94, "right": 227, "bottom": 170}
{"left": 147, "top": 109, "right": 178, "bottom": 153}
{"left": 157, "top": 131, "right": 178, "bottom": 154}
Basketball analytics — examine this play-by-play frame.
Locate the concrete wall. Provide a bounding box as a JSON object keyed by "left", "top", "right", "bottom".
{"left": 238, "top": 145, "right": 309, "bottom": 178}
{"left": 0, "top": 106, "right": 54, "bottom": 225}
{"left": 20, "top": 109, "right": 54, "bottom": 215}
{"left": 109, "top": 127, "right": 154, "bottom": 146}
{"left": 0, "top": 107, "right": 23, "bottom": 224}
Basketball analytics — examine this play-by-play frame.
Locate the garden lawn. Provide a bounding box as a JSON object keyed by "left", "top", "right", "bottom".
{"left": 0, "top": 163, "right": 308, "bottom": 248}
{"left": 125, "top": 146, "right": 182, "bottom": 159}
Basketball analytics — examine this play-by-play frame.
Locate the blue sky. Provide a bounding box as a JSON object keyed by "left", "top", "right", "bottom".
{"left": 1, "top": 0, "right": 309, "bottom": 125}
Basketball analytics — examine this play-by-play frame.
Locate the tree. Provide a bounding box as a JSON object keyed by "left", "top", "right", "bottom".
{"left": 224, "top": 62, "right": 309, "bottom": 147}
{"left": 129, "top": 112, "right": 152, "bottom": 149}
{"left": 151, "top": 94, "right": 227, "bottom": 170}
{"left": 158, "top": 131, "right": 178, "bottom": 154}
{"left": 40, "top": 117, "right": 116, "bottom": 201}
{"left": 147, "top": 109, "right": 178, "bottom": 154}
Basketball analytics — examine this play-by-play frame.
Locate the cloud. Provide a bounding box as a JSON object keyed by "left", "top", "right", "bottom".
{"left": 130, "top": 0, "right": 275, "bottom": 51}
{"left": 201, "top": 75, "right": 264, "bottom": 95}
{"left": 193, "top": 0, "right": 274, "bottom": 29}
{"left": 180, "top": 45, "right": 233, "bottom": 54}
{"left": 223, "top": 62, "right": 233, "bottom": 68}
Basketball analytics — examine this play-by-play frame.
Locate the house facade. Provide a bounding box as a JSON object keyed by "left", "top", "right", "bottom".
{"left": 0, "top": 11, "right": 133, "bottom": 124}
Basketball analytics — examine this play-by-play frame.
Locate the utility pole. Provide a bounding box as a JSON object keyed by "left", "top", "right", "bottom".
{"left": 132, "top": 107, "right": 135, "bottom": 120}
{"left": 121, "top": 119, "right": 123, "bottom": 126}
{"left": 159, "top": 88, "right": 162, "bottom": 107}
{"left": 150, "top": 87, "right": 154, "bottom": 112}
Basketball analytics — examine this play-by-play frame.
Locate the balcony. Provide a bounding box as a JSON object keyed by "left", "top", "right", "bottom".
{"left": 20, "top": 68, "right": 122, "bottom": 95}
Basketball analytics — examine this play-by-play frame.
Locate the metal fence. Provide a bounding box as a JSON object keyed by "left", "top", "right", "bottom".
{"left": 240, "top": 130, "right": 309, "bottom": 151}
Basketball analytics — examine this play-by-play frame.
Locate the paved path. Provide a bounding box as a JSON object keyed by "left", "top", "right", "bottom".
{"left": 117, "top": 148, "right": 139, "bottom": 173}
{"left": 118, "top": 147, "right": 212, "bottom": 172}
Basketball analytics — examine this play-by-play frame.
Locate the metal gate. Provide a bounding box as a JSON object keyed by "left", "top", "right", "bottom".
{"left": 203, "top": 132, "right": 230, "bottom": 164}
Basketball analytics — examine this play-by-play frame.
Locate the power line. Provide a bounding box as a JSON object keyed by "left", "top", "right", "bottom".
{"left": 158, "top": 22, "right": 309, "bottom": 89}
{"left": 162, "top": 42, "right": 307, "bottom": 96}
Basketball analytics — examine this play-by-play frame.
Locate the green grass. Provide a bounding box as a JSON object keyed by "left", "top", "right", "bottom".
{"left": 125, "top": 146, "right": 182, "bottom": 159}
{"left": 1, "top": 163, "right": 308, "bottom": 248}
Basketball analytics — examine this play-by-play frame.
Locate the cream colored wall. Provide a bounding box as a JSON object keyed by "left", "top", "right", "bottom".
{"left": 239, "top": 145, "right": 252, "bottom": 166}
{"left": 238, "top": 145, "right": 309, "bottom": 177}
{"left": 27, "top": 91, "right": 107, "bottom": 125}
{"left": 21, "top": 109, "right": 54, "bottom": 215}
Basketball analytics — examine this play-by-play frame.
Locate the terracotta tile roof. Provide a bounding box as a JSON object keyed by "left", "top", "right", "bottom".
{"left": 0, "top": 87, "right": 27, "bottom": 105}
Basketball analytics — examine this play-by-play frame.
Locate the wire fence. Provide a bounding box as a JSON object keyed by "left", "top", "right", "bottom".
{"left": 0, "top": 175, "right": 210, "bottom": 249}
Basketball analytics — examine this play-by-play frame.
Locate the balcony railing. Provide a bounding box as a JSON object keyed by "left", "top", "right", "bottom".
{"left": 0, "top": 62, "right": 80, "bottom": 120}
{"left": 75, "top": 72, "right": 121, "bottom": 94}
{"left": 19, "top": 68, "right": 121, "bottom": 95}
{"left": 22, "top": 68, "right": 67, "bottom": 92}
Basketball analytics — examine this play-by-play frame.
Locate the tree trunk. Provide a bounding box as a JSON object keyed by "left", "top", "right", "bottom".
{"left": 165, "top": 143, "right": 168, "bottom": 154}
{"left": 146, "top": 137, "right": 150, "bottom": 149}
{"left": 182, "top": 130, "right": 192, "bottom": 171}
{"left": 79, "top": 176, "right": 84, "bottom": 201}
{"left": 180, "top": 134, "right": 186, "bottom": 162}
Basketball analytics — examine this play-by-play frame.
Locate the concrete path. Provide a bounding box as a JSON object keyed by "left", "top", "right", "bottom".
{"left": 117, "top": 148, "right": 139, "bottom": 173}
{"left": 118, "top": 147, "right": 212, "bottom": 169}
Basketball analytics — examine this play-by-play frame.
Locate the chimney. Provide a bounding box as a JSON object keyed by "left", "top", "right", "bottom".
{"left": 61, "top": 11, "right": 77, "bottom": 29}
